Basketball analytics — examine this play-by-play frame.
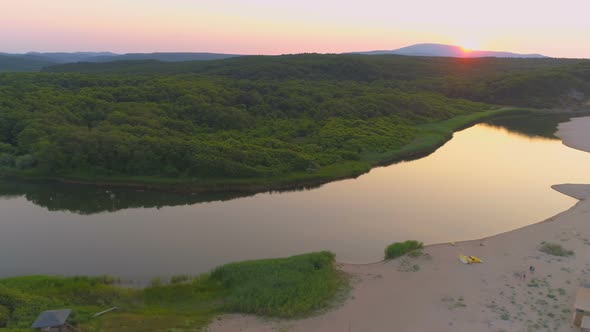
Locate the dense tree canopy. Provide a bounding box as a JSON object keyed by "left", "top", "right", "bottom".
{"left": 1, "top": 55, "right": 589, "bottom": 184}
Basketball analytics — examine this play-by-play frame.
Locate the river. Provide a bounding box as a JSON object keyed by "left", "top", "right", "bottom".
{"left": 1, "top": 114, "right": 589, "bottom": 282}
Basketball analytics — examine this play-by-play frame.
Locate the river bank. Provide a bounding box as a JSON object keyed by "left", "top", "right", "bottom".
{"left": 209, "top": 116, "right": 590, "bottom": 331}
{"left": 0, "top": 108, "right": 520, "bottom": 195}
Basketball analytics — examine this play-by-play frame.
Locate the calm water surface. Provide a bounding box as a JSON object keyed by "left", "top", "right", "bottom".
{"left": 1, "top": 117, "right": 590, "bottom": 281}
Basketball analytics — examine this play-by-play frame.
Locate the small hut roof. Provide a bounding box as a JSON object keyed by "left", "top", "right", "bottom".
{"left": 31, "top": 309, "right": 72, "bottom": 329}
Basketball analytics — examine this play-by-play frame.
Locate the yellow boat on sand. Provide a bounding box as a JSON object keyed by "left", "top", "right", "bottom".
{"left": 459, "top": 255, "right": 483, "bottom": 264}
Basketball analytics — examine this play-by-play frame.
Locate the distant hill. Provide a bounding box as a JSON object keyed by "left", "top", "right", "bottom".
{"left": 0, "top": 44, "right": 551, "bottom": 72}
{"left": 0, "top": 52, "right": 243, "bottom": 72}
{"left": 45, "top": 54, "right": 577, "bottom": 88}
{"left": 355, "top": 43, "right": 548, "bottom": 58}
{"left": 0, "top": 45, "right": 550, "bottom": 72}
{"left": 25, "top": 52, "right": 118, "bottom": 63}
{"left": 0, "top": 54, "right": 57, "bottom": 72}
{"left": 84, "top": 52, "right": 242, "bottom": 62}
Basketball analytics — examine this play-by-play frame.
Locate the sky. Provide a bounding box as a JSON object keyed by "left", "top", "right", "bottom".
{"left": 2, "top": 0, "right": 590, "bottom": 58}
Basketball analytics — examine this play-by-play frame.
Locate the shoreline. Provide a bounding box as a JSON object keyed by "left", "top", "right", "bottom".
{"left": 209, "top": 116, "right": 590, "bottom": 332}
{"left": 556, "top": 116, "right": 590, "bottom": 153}
{"left": 2, "top": 113, "right": 589, "bottom": 331}
{"left": 0, "top": 108, "right": 521, "bottom": 195}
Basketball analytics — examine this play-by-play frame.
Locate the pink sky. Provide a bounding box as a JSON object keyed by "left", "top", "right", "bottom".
{"left": 2, "top": 0, "right": 590, "bottom": 58}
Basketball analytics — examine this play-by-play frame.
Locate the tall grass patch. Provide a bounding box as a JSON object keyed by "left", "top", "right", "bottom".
{"left": 210, "top": 251, "right": 344, "bottom": 317}
{"left": 384, "top": 240, "right": 424, "bottom": 260}
{"left": 0, "top": 252, "right": 347, "bottom": 331}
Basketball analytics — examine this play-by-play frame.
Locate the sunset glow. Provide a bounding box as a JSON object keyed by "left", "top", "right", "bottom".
{"left": 458, "top": 41, "right": 480, "bottom": 53}
{"left": 460, "top": 46, "right": 473, "bottom": 53}
{"left": 1, "top": 0, "right": 590, "bottom": 57}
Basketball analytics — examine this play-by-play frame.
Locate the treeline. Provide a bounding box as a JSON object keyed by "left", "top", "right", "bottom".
{"left": 0, "top": 73, "right": 487, "bottom": 179}
{"left": 0, "top": 54, "right": 589, "bottom": 182}
{"left": 45, "top": 54, "right": 590, "bottom": 107}
{"left": 0, "top": 178, "right": 245, "bottom": 214}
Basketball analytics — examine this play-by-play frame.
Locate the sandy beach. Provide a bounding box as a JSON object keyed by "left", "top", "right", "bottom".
{"left": 557, "top": 117, "right": 590, "bottom": 154}
{"left": 208, "top": 116, "right": 590, "bottom": 332}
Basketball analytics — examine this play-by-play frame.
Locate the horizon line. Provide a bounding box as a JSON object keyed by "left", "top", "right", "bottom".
{"left": 0, "top": 42, "right": 566, "bottom": 58}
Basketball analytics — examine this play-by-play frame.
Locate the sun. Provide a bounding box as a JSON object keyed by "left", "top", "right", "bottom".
{"left": 459, "top": 41, "right": 481, "bottom": 52}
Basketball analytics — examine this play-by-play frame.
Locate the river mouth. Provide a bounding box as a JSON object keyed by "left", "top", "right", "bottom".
{"left": 1, "top": 113, "right": 590, "bottom": 282}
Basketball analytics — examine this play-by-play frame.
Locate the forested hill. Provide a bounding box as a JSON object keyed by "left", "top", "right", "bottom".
{"left": 0, "top": 54, "right": 56, "bottom": 72}
{"left": 45, "top": 54, "right": 577, "bottom": 79}
{"left": 44, "top": 54, "right": 590, "bottom": 107}
{"left": 0, "top": 52, "right": 242, "bottom": 72}
{"left": 1, "top": 55, "right": 589, "bottom": 191}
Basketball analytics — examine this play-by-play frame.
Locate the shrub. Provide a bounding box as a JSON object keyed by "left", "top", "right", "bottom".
{"left": 170, "top": 275, "right": 191, "bottom": 284}
{"left": 150, "top": 277, "right": 163, "bottom": 287}
{"left": 0, "top": 305, "right": 8, "bottom": 327}
{"left": 539, "top": 242, "right": 574, "bottom": 257}
{"left": 0, "top": 143, "right": 13, "bottom": 154}
{"left": 384, "top": 240, "right": 424, "bottom": 259}
{"left": 0, "top": 154, "right": 14, "bottom": 167}
{"left": 14, "top": 154, "right": 35, "bottom": 170}
{"left": 0, "top": 285, "right": 51, "bottom": 328}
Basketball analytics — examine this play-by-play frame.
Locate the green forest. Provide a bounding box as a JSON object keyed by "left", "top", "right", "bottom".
{"left": 1, "top": 54, "right": 589, "bottom": 190}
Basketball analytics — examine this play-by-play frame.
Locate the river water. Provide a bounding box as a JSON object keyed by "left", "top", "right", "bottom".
{"left": 1, "top": 115, "right": 589, "bottom": 281}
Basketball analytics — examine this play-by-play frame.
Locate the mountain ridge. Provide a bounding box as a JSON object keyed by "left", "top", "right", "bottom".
{"left": 0, "top": 44, "right": 551, "bottom": 72}
{"left": 353, "top": 43, "right": 548, "bottom": 58}
{"left": 0, "top": 52, "right": 242, "bottom": 72}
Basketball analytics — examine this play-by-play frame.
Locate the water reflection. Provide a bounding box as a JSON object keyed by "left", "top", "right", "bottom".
{"left": 484, "top": 112, "right": 587, "bottom": 139}
{"left": 0, "top": 112, "right": 585, "bottom": 215}
{"left": 1, "top": 114, "right": 590, "bottom": 280}
{"left": 0, "top": 179, "right": 251, "bottom": 215}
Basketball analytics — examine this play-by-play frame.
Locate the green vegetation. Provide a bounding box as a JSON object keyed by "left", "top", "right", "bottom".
{"left": 0, "top": 54, "right": 589, "bottom": 191}
{"left": 210, "top": 251, "right": 343, "bottom": 317}
{"left": 484, "top": 111, "right": 590, "bottom": 139}
{"left": 44, "top": 54, "right": 590, "bottom": 107}
{"left": 0, "top": 305, "right": 8, "bottom": 328}
{"left": 384, "top": 240, "right": 424, "bottom": 259}
{"left": 539, "top": 242, "right": 574, "bottom": 257}
{"left": 0, "top": 252, "right": 345, "bottom": 331}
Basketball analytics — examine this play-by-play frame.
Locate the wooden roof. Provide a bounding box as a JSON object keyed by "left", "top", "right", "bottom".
{"left": 575, "top": 288, "right": 590, "bottom": 312}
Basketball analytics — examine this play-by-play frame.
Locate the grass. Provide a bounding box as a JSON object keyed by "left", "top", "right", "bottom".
{"left": 384, "top": 240, "right": 424, "bottom": 260}
{"left": 210, "top": 251, "right": 344, "bottom": 317}
{"left": 539, "top": 242, "right": 574, "bottom": 257}
{"left": 0, "top": 252, "right": 346, "bottom": 331}
{"left": 500, "top": 312, "right": 510, "bottom": 321}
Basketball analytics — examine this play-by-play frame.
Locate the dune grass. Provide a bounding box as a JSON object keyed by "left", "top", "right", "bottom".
{"left": 0, "top": 252, "right": 345, "bottom": 332}
{"left": 539, "top": 242, "right": 574, "bottom": 257}
{"left": 384, "top": 240, "right": 424, "bottom": 260}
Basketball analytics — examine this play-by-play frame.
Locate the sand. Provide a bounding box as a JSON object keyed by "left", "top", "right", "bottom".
{"left": 208, "top": 116, "right": 590, "bottom": 332}
{"left": 557, "top": 117, "right": 590, "bottom": 154}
